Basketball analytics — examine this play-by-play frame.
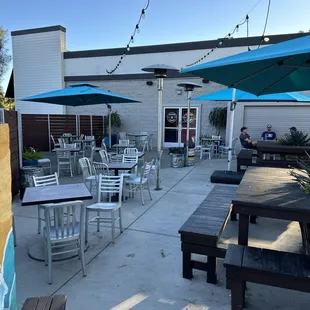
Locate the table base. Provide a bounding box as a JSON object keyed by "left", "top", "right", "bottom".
{"left": 28, "top": 240, "right": 88, "bottom": 262}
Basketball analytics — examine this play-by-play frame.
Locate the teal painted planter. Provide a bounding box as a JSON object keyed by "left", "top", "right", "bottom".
{"left": 23, "top": 159, "right": 38, "bottom": 166}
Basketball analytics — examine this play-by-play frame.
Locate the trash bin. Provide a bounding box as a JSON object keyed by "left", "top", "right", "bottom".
{"left": 169, "top": 147, "right": 185, "bottom": 168}
{"left": 187, "top": 148, "right": 196, "bottom": 166}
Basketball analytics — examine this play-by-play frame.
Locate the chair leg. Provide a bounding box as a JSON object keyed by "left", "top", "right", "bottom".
{"left": 49, "top": 163, "right": 52, "bottom": 174}
{"left": 140, "top": 185, "right": 145, "bottom": 205}
{"left": 111, "top": 211, "right": 115, "bottom": 243}
{"left": 119, "top": 208, "right": 123, "bottom": 233}
{"left": 79, "top": 239, "right": 87, "bottom": 277}
{"left": 57, "top": 163, "right": 60, "bottom": 177}
{"left": 147, "top": 181, "right": 152, "bottom": 200}
{"left": 44, "top": 239, "right": 48, "bottom": 266}
{"left": 85, "top": 209, "right": 89, "bottom": 244}
{"left": 38, "top": 206, "right": 41, "bottom": 234}
{"left": 97, "top": 210, "right": 100, "bottom": 232}
{"left": 200, "top": 150, "right": 202, "bottom": 160}
{"left": 47, "top": 242, "right": 53, "bottom": 284}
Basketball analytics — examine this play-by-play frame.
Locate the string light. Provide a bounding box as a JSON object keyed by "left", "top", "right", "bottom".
{"left": 185, "top": 15, "right": 249, "bottom": 67}
{"left": 106, "top": 0, "right": 150, "bottom": 74}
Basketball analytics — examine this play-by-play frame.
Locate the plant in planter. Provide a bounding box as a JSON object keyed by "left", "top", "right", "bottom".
{"left": 208, "top": 107, "right": 227, "bottom": 135}
{"left": 278, "top": 131, "right": 310, "bottom": 146}
{"left": 23, "top": 147, "right": 44, "bottom": 166}
{"left": 291, "top": 151, "right": 310, "bottom": 194}
{"left": 101, "top": 110, "right": 122, "bottom": 146}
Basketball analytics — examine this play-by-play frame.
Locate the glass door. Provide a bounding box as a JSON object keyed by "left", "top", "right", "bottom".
{"left": 163, "top": 107, "right": 198, "bottom": 148}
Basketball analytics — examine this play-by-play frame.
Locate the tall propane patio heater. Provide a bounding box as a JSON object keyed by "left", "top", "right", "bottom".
{"left": 141, "top": 64, "right": 179, "bottom": 190}
{"left": 177, "top": 82, "right": 202, "bottom": 166}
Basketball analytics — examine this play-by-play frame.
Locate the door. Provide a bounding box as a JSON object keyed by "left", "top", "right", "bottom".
{"left": 163, "top": 107, "right": 198, "bottom": 148}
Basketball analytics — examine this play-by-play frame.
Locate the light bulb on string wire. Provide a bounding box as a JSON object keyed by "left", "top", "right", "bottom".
{"left": 127, "top": 45, "right": 130, "bottom": 52}
{"left": 141, "top": 9, "right": 146, "bottom": 19}
{"left": 131, "top": 36, "right": 134, "bottom": 43}
{"left": 136, "top": 24, "right": 140, "bottom": 33}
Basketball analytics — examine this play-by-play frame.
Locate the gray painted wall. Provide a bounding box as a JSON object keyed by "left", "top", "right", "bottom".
{"left": 66, "top": 78, "right": 227, "bottom": 146}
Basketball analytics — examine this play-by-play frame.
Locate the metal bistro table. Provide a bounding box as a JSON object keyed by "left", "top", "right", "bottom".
{"left": 232, "top": 167, "right": 310, "bottom": 254}
{"left": 22, "top": 183, "right": 93, "bottom": 262}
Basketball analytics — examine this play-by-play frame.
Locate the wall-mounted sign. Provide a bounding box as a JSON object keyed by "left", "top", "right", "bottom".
{"left": 167, "top": 112, "right": 177, "bottom": 123}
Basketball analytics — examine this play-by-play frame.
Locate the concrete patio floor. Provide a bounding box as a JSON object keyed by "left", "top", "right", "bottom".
{"left": 13, "top": 155, "right": 310, "bottom": 309}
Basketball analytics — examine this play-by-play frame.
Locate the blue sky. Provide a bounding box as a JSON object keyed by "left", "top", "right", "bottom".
{"left": 1, "top": 0, "right": 310, "bottom": 91}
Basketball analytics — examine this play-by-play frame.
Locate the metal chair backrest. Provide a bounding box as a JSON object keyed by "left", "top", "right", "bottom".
{"left": 119, "top": 139, "right": 130, "bottom": 146}
{"left": 58, "top": 138, "right": 65, "bottom": 148}
{"left": 212, "top": 135, "right": 221, "bottom": 140}
{"left": 140, "top": 132, "right": 149, "bottom": 141}
{"left": 122, "top": 155, "right": 138, "bottom": 164}
{"left": 92, "top": 162, "right": 109, "bottom": 179}
{"left": 99, "top": 150, "right": 109, "bottom": 164}
{"left": 63, "top": 133, "right": 72, "bottom": 137}
{"left": 138, "top": 160, "right": 154, "bottom": 185}
{"left": 33, "top": 173, "right": 59, "bottom": 187}
{"left": 98, "top": 175, "right": 123, "bottom": 203}
{"left": 85, "top": 135, "right": 94, "bottom": 140}
{"left": 101, "top": 140, "right": 107, "bottom": 151}
{"left": 124, "top": 148, "right": 138, "bottom": 155}
{"left": 232, "top": 137, "right": 238, "bottom": 148}
{"left": 56, "top": 149, "right": 71, "bottom": 160}
{"left": 51, "top": 135, "right": 57, "bottom": 146}
{"left": 79, "top": 134, "right": 85, "bottom": 140}
{"left": 44, "top": 201, "right": 85, "bottom": 241}
{"left": 201, "top": 138, "right": 212, "bottom": 147}
{"left": 110, "top": 155, "right": 122, "bottom": 163}
{"left": 142, "top": 141, "right": 148, "bottom": 152}
{"left": 78, "top": 158, "right": 93, "bottom": 180}
{"left": 119, "top": 132, "right": 127, "bottom": 140}
{"left": 64, "top": 143, "right": 77, "bottom": 149}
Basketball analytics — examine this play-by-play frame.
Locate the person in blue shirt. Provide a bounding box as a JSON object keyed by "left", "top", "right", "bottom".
{"left": 261, "top": 124, "right": 276, "bottom": 141}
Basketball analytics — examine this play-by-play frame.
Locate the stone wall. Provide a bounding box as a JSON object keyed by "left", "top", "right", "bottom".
{"left": 0, "top": 124, "right": 16, "bottom": 309}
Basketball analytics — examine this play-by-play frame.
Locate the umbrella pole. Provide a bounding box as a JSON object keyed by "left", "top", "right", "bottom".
{"left": 186, "top": 91, "right": 192, "bottom": 166}
{"left": 155, "top": 77, "right": 164, "bottom": 191}
{"left": 227, "top": 88, "right": 237, "bottom": 171}
{"left": 108, "top": 106, "right": 112, "bottom": 149}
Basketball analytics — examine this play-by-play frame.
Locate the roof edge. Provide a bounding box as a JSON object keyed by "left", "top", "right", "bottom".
{"left": 12, "top": 25, "right": 66, "bottom": 36}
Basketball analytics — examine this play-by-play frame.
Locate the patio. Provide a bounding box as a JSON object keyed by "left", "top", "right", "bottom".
{"left": 13, "top": 156, "right": 309, "bottom": 310}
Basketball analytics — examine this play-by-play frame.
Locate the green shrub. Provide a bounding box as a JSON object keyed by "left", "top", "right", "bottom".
{"left": 23, "top": 148, "right": 44, "bottom": 161}
{"left": 278, "top": 131, "right": 310, "bottom": 146}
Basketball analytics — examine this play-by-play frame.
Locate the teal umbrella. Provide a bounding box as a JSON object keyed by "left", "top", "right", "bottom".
{"left": 21, "top": 83, "right": 140, "bottom": 147}
{"left": 192, "top": 88, "right": 310, "bottom": 170}
{"left": 182, "top": 35, "right": 310, "bottom": 96}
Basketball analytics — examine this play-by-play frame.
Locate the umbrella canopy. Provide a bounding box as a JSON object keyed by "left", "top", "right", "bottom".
{"left": 21, "top": 83, "right": 140, "bottom": 106}
{"left": 182, "top": 35, "right": 310, "bottom": 95}
{"left": 192, "top": 88, "right": 310, "bottom": 102}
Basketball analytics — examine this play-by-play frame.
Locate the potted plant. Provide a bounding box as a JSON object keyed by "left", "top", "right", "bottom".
{"left": 22, "top": 147, "right": 44, "bottom": 166}
{"left": 209, "top": 107, "right": 227, "bottom": 135}
{"left": 101, "top": 110, "right": 122, "bottom": 147}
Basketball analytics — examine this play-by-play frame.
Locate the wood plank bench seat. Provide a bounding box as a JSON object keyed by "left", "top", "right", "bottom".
{"left": 22, "top": 295, "right": 67, "bottom": 310}
{"left": 178, "top": 185, "right": 237, "bottom": 284}
{"left": 224, "top": 244, "right": 310, "bottom": 310}
{"left": 237, "top": 150, "right": 255, "bottom": 172}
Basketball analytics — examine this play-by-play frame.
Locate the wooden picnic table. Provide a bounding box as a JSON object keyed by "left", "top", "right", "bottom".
{"left": 232, "top": 166, "right": 310, "bottom": 254}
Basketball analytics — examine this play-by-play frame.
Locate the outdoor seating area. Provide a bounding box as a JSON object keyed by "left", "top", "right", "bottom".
{"left": 3, "top": 4, "right": 310, "bottom": 309}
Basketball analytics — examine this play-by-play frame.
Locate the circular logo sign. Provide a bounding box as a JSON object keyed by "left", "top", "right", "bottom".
{"left": 182, "top": 112, "right": 195, "bottom": 124}
{"left": 167, "top": 112, "right": 177, "bottom": 123}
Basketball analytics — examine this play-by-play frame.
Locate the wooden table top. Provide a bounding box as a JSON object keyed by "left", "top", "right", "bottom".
{"left": 233, "top": 167, "right": 310, "bottom": 213}
{"left": 22, "top": 183, "right": 92, "bottom": 206}
{"left": 256, "top": 141, "right": 310, "bottom": 154}
{"left": 107, "top": 162, "right": 137, "bottom": 170}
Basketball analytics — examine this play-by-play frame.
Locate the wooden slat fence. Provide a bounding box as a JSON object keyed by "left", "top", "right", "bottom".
{"left": 22, "top": 114, "right": 104, "bottom": 151}
{"left": 4, "top": 111, "right": 20, "bottom": 196}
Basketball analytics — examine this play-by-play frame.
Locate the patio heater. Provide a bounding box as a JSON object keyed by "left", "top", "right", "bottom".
{"left": 177, "top": 82, "right": 202, "bottom": 166}
{"left": 107, "top": 104, "right": 112, "bottom": 148}
{"left": 141, "top": 64, "right": 179, "bottom": 190}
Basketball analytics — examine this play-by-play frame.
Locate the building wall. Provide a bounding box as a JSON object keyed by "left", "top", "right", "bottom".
{"left": 12, "top": 27, "right": 67, "bottom": 115}
{"left": 0, "top": 124, "right": 16, "bottom": 310}
{"left": 66, "top": 78, "right": 227, "bottom": 145}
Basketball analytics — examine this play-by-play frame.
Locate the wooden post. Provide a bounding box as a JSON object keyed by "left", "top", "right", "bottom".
{"left": 0, "top": 124, "right": 17, "bottom": 309}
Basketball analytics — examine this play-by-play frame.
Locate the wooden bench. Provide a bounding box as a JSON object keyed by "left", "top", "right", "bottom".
{"left": 178, "top": 185, "right": 237, "bottom": 284}
{"left": 22, "top": 295, "right": 67, "bottom": 310}
{"left": 237, "top": 150, "right": 255, "bottom": 172}
{"left": 224, "top": 244, "right": 310, "bottom": 310}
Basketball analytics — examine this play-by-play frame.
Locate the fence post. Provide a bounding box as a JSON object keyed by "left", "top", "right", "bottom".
{"left": 90, "top": 115, "right": 93, "bottom": 136}
{"left": 47, "top": 114, "right": 51, "bottom": 151}
{"left": 17, "top": 110, "right": 23, "bottom": 168}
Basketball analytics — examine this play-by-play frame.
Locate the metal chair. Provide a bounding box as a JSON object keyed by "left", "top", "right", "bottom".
{"left": 124, "top": 148, "right": 138, "bottom": 155}
{"left": 212, "top": 135, "right": 221, "bottom": 155}
{"left": 92, "top": 162, "right": 110, "bottom": 179}
{"left": 119, "top": 132, "right": 127, "bottom": 140}
{"left": 219, "top": 137, "right": 238, "bottom": 158}
{"left": 99, "top": 150, "right": 110, "bottom": 164}
{"left": 79, "top": 158, "right": 96, "bottom": 194}
{"left": 43, "top": 201, "right": 87, "bottom": 284}
{"left": 140, "top": 132, "right": 149, "bottom": 151}
{"left": 38, "top": 158, "right": 52, "bottom": 175}
{"left": 56, "top": 149, "right": 73, "bottom": 177}
{"left": 122, "top": 155, "right": 138, "bottom": 176}
{"left": 51, "top": 135, "right": 60, "bottom": 148}
{"left": 86, "top": 175, "right": 123, "bottom": 243}
{"left": 33, "top": 173, "right": 59, "bottom": 234}
{"left": 200, "top": 138, "right": 213, "bottom": 160}
{"left": 125, "top": 160, "right": 153, "bottom": 205}
{"left": 62, "top": 133, "right": 72, "bottom": 144}
{"left": 58, "top": 138, "right": 65, "bottom": 148}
